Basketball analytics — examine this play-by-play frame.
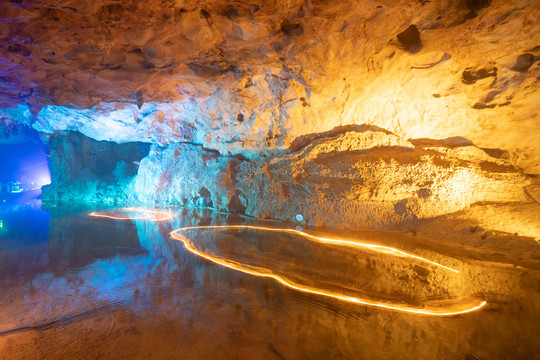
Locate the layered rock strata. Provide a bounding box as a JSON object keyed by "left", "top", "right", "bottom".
{"left": 43, "top": 128, "right": 531, "bottom": 230}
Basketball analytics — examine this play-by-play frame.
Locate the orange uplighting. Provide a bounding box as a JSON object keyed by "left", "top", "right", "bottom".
{"left": 170, "top": 225, "right": 487, "bottom": 316}
{"left": 89, "top": 207, "right": 172, "bottom": 221}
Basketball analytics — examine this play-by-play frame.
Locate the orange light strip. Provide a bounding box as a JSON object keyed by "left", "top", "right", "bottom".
{"left": 89, "top": 207, "right": 172, "bottom": 221}
{"left": 172, "top": 225, "right": 459, "bottom": 273}
{"left": 171, "top": 225, "right": 487, "bottom": 316}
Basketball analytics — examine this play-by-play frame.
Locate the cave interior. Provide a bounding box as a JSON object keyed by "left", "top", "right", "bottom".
{"left": 0, "top": 0, "right": 539, "bottom": 359}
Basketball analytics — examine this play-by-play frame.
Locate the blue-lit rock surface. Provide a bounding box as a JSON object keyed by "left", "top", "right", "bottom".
{"left": 0, "top": 115, "right": 41, "bottom": 145}
{"left": 41, "top": 131, "right": 150, "bottom": 202}
{"left": 128, "top": 141, "right": 244, "bottom": 210}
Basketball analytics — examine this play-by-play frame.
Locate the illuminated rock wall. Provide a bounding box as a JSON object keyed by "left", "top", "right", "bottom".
{"left": 43, "top": 129, "right": 529, "bottom": 229}
{"left": 234, "top": 128, "right": 531, "bottom": 228}
{"left": 1, "top": 0, "right": 538, "bottom": 229}
{"left": 134, "top": 127, "right": 531, "bottom": 228}
{"left": 0, "top": 117, "right": 40, "bottom": 145}
{"left": 126, "top": 141, "right": 245, "bottom": 211}
{"left": 41, "top": 132, "right": 150, "bottom": 202}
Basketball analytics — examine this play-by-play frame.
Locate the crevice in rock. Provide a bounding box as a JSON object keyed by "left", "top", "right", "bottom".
{"left": 409, "top": 137, "right": 475, "bottom": 149}
{"left": 227, "top": 191, "right": 247, "bottom": 214}
{"left": 511, "top": 53, "right": 536, "bottom": 72}
{"left": 290, "top": 124, "right": 394, "bottom": 152}
{"left": 280, "top": 19, "right": 304, "bottom": 37}
{"left": 396, "top": 25, "right": 422, "bottom": 54}
{"left": 465, "top": 0, "right": 491, "bottom": 18}
{"left": 462, "top": 66, "right": 497, "bottom": 84}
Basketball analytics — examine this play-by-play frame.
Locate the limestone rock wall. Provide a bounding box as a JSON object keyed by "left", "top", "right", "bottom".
{"left": 44, "top": 129, "right": 530, "bottom": 230}
{"left": 41, "top": 131, "right": 150, "bottom": 202}
{"left": 126, "top": 141, "right": 245, "bottom": 212}
{"left": 235, "top": 128, "right": 531, "bottom": 228}
{"left": 1, "top": 0, "right": 538, "bottom": 231}
{"left": 0, "top": 116, "right": 40, "bottom": 144}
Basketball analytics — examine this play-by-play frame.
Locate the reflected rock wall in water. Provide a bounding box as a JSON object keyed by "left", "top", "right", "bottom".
{"left": 171, "top": 226, "right": 487, "bottom": 315}
{"left": 48, "top": 208, "right": 147, "bottom": 275}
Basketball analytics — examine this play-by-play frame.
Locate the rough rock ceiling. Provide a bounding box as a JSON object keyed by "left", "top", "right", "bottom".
{"left": 1, "top": 0, "right": 539, "bottom": 172}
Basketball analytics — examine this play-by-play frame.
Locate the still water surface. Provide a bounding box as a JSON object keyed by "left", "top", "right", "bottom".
{"left": 0, "top": 202, "right": 539, "bottom": 359}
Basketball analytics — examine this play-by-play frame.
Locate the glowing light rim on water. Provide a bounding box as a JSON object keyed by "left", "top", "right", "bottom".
{"left": 170, "top": 225, "right": 487, "bottom": 316}
{"left": 174, "top": 225, "right": 460, "bottom": 273}
{"left": 87, "top": 211, "right": 486, "bottom": 315}
{"left": 89, "top": 207, "right": 172, "bottom": 221}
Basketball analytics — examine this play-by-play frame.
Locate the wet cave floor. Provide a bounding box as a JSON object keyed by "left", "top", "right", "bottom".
{"left": 0, "top": 203, "right": 539, "bottom": 359}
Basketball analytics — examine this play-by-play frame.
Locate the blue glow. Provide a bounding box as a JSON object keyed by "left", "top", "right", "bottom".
{"left": 0, "top": 141, "right": 51, "bottom": 194}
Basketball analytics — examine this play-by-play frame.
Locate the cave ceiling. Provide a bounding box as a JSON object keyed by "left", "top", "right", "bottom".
{"left": 0, "top": 0, "right": 539, "bottom": 172}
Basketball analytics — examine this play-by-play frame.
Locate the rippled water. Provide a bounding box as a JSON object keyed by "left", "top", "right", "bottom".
{"left": 0, "top": 203, "right": 539, "bottom": 359}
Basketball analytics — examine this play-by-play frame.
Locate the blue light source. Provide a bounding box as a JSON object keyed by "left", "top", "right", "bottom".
{"left": 0, "top": 140, "right": 50, "bottom": 196}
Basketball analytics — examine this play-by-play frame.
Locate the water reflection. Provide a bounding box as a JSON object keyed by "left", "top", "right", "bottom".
{"left": 170, "top": 226, "right": 485, "bottom": 315}
{"left": 0, "top": 204, "right": 539, "bottom": 359}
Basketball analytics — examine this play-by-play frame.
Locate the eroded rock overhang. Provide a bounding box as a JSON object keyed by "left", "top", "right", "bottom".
{"left": 1, "top": 0, "right": 539, "bottom": 171}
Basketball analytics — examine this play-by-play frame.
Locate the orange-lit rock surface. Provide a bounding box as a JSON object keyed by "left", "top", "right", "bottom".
{"left": 235, "top": 128, "right": 532, "bottom": 228}
{"left": 1, "top": 0, "right": 539, "bottom": 238}
{"left": 1, "top": 0, "right": 539, "bottom": 172}
{"left": 42, "top": 128, "right": 535, "bottom": 239}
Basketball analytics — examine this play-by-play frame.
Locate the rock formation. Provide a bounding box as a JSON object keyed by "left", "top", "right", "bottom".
{"left": 41, "top": 127, "right": 531, "bottom": 233}
{"left": 1, "top": 0, "right": 539, "bottom": 235}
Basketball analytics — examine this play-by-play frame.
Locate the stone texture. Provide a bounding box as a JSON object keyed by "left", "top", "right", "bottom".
{"left": 397, "top": 25, "right": 422, "bottom": 53}
{"left": 0, "top": 116, "right": 40, "bottom": 144}
{"left": 43, "top": 129, "right": 531, "bottom": 231}
{"left": 0, "top": 0, "right": 539, "bottom": 174}
{"left": 235, "top": 129, "right": 530, "bottom": 228}
{"left": 41, "top": 131, "right": 150, "bottom": 202}
{"left": 1, "top": 0, "right": 539, "bottom": 236}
